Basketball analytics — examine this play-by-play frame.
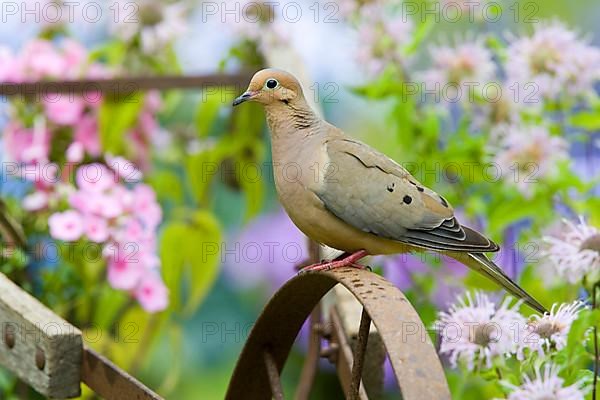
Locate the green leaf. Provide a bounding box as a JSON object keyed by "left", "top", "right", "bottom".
{"left": 99, "top": 92, "right": 144, "bottom": 154}
{"left": 195, "top": 89, "right": 227, "bottom": 138}
{"left": 160, "top": 222, "right": 189, "bottom": 311}
{"left": 405, "top": 18, "right": 434, "bottom": 56}
{"left": 148, "top": 170, "right": 184, "bottom": 203}
{"left": 184, "top": 211, "right": 222, "bottom": 315}
{"left": 160, "top": 211, "right": 222, "bottom": 315}
{"left": 92, "top": 285, "right": 130, "bottom": 330}
{"left": 569, "top": 111, "right": 600, "bottom": 131}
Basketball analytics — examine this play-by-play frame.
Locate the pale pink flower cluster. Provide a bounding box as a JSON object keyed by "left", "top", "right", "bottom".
{"left": 418, "top": 39, "right": 497, "bottom": 107}
{"left": 504, "top": 364, "right": 586, "bottom": 400}
{"left": 110, "top": 1, "right": 188, "bottom": 54}
{"left": 355, "top": 3, "right": 414, "bottom": 76}
{"left": 48, "top": 163, "right": 167, "bottom": 313}
{"left": 541, "top": 217, "right": 600, "bottom": 284}
{"left": 226, "top": 0, "right": 291, "bottom": 54}
{"left": 436, "top": 292, "right": 526, "bottom": 370}
{"left": 506, "top": 21, "right": 600, "bottom": 103}
{"left": 0, "top": 38, "right": 107, "bottom": 83}
{"left": 492, "top": 124, "right": 569, "bottom": 196}
{"left": 1, "top": 39, "right": 161, "bottom": 175}
{"left": 518, "top": 301, "right": 586, "bottom": 359}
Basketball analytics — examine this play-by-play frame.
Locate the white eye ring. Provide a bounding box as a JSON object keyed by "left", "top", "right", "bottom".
{"left": 265, "top": 79, "right": 279, "bottom": 89}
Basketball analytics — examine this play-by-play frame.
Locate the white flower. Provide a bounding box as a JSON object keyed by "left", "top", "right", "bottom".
{"left": 492, "top": 124, "right": 568, "bottom": 196}
{"left": 518, "top": 301, "right": 587, "bottom": 358}
{"left": 505, "top": 364, "right": 586, "bottom": 400}
{"left": 436, "top": 292, "right": 526, "bottom": 370}
{"left": 22, "top": 192, "right": 49, "bottom": 211}
{"left": 506, "top": 21, "right": 600, "bottom": 103}
{"left": 110, "top": 1, "right": 188, "bottom": 54}
{"left": 418, "top": 38, "right": 497, "bottom": 107}
{"left": 355, "top": 3, "right": 413, "bottom": 76}
{"left": 541, "top": 217, "right": 600, "bottom": 283}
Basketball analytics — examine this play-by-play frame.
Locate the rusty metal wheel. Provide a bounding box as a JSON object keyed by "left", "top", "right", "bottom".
{"left": 225, "top": 267, "right": 451, "bottom": 400}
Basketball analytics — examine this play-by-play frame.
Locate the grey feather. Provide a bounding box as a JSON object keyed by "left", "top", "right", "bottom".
{"left": 316, "top": 138, "right": 499, "bottom": 253}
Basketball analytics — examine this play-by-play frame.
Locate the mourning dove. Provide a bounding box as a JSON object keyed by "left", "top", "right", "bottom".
{"left": 233, "top": 69, "right": 547, "bottom": 314}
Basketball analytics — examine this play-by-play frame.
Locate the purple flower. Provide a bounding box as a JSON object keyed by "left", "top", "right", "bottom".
{"left": 436, "top": 291, "right": 526, "bottom": 370}
{"left": 505, "top": 364, "right": 587, "bottom": 400}
{"left": 541, "top": 216, "right": 600, "bottom": 284}
{"left": 355, "top": 3, "right": 413, "bottom": 76}
{"left": 506, "top": 21, "right": 600, "bottom": 103}
{"left": 223, "top": 208, "right": 308, "bottom": 294}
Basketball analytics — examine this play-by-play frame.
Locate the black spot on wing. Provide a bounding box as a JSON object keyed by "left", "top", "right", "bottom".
{"left": 439, "top": 196, "right": 449, "bottom": 208}
{"left": 403, "top": 195, "right": 412, "bottom": 204}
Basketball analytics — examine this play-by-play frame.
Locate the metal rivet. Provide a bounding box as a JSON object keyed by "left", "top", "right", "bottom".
{"left": 4, "top": 329, "right": 15, "bottom": 349}
{"left": 35, "top": 347, "right": 45, "bottom": 370}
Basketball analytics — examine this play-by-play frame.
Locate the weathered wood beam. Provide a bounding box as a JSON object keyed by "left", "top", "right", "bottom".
{"left": 0, "top": 272, "right": 82, "bottom": 398}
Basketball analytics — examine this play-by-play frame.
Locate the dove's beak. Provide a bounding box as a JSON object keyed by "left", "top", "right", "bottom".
{"left": 232, "top": 91, "right": 258, "bottom": 106}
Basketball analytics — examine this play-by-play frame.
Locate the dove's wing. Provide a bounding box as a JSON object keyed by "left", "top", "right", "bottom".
{"left": 315, "top": 137, "right": 498, "bottom": 253}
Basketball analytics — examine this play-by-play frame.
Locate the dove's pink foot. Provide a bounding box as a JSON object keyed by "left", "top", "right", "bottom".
{"left": 299, "top": 250, "right": 369, "bottom": 274}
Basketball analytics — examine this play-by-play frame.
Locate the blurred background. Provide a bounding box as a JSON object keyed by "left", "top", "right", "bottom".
{"left": 1, "top": 0, "right": 600, "bottom": 399}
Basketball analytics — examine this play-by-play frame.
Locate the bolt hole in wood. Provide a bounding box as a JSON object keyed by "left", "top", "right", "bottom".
{"left": 35, "top": 347, "right": 45, "bottom": 370}
{"left": 4, "top": 327, "right": 15, "bottom": 349}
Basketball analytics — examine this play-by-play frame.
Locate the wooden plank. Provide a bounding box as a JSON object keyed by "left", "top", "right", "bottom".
{"left": 0, "top": 273, "right": 82, "bottom": 398}
{"left": 82, "top": 347, "right": 163, "bottom": 400}
{"left": 0, "top": 73, "right": 252, "bottom": 97}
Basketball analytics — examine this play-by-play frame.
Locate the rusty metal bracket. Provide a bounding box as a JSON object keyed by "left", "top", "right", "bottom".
{"left": 225, "top": 268, "right": 450, "bottom": 400}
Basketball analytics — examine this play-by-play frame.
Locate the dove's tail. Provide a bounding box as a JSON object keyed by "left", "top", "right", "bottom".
{"left": 450, "top": 252, "right": 548, "bottom": 314}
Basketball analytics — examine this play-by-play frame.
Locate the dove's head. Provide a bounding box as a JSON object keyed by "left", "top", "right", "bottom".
{"left": 233, "top": 69, "right": 304, "bottom": 107}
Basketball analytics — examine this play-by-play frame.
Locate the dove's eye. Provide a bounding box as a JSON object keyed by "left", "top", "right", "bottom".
{"left": 265, "top": 79, "right": 279, "bottom": 89}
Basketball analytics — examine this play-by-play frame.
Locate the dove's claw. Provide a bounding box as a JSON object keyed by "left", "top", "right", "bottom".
{"left": 298, "top": 250, "right": 369, "bottom": 274}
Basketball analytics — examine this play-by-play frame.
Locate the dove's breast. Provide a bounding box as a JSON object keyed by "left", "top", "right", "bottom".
{"left": 270, "top": 132, "right": 409, "bottom": 255}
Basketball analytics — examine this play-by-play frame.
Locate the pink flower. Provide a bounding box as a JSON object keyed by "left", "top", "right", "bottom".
{"left": 506, "top": 21, "right": 600, "bottom": 102}
{"left": 66, "top": 142, "right": 85, "bottom": 163}
{"left": 3, "top": 122, "right": 50, "bottom": 165}
{"left": 106, "top": 155, "right": 142, "bottom": 182}
{"left": 44, "top": 95, "right": 85, "bottom": 125}
{"left": 48, "top": 210, "right": 84, "bottom": 242}
{"left": 355, "top": 4, "right": 414, "bottom": 76}
{"left": 518, "top": 301, "right": 587, "bottom": 359}
{"left": 84, "top": 216, "right": 110, "bottom": 243}
{"left": 114, "top": 217, "right": 145, "bottom": 243}
{"left": 135, "top": 274, "right": 168, "bottom": 313}
{"left": 20, "top": 39, "right": 66, "bottom": 79}
{"left": 505, "top": 364, "right": 586, "bottom": 400}
{"left": 418, "top": 38, "right": 497, "bottom": 109}
{"left": 0, "top": 46, "right": 19, "bottom": 82}
{"left": 110, "top": 184, "right": 134, "bottom": 212}
{"left": 74, "top": 115, "right": 101, "bottom": 156}
{"left": 106, "top": 246, "right": 143, "bottom": 290}
{"left": 79, "top": 191, "right": 123, "bottom": 219}
{"left": 76, "top": 163, "right": 116, "bottom": 193}
{"left": 541, "top": 216, "right": 600, "bottom": 283}
{"left": 132, "top": 184, "right": 162, "bottom": 228}
{"left": 436, "top": 292, "right": 526, "bottom": 370}
{"left": 61, "top": 39, "right": 87, "bottom": 77}
{"left": 144, "top": 91, "right": 162, "bottom": 113}
{"left": 492, "top": 124, "right": 569, "bottom": 196}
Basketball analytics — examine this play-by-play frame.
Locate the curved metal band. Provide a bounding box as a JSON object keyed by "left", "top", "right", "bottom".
{"left": 225, "top": 268, "right": 450, "bottom": 399}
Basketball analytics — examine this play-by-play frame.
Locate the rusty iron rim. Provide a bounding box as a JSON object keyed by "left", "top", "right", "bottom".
{"left": 225, "top": 268, "right": 450, "bottom": 400}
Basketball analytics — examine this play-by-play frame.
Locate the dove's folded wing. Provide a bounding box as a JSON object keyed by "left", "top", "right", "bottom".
{"left": 315, "top": 138, "right": 499, "bottom": 253}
